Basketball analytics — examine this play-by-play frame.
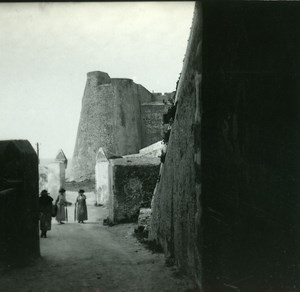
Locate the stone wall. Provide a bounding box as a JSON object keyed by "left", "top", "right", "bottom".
{"left": 70, "top": 71, "right": 174, "bottom": 182}
{"left": 70, "top": 72, "right": 153, "bottom": 181}
{"left": 0, "top": 140, "right": 39, "bottom": 265}
{"left": 108, "top": 157, "right": 160, "bottom": 224}
{"left": 141, "top": 102, "right": 169, "bottom": 148}
{"left": 150, "top": 1, "right": 300, "bottom": 290}
{"left": 149, "top": 2, "right": 202, "bottom": 286}
{"left": 110, "top": 78, "right": 148, "bottom": 155}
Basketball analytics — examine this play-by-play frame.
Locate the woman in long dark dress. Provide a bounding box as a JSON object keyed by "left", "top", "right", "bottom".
{"left": 75, "top": 189, "right": 88, "bottom": 223}
{"left": 39, "top": 189, "right": 53, "bottom": 238}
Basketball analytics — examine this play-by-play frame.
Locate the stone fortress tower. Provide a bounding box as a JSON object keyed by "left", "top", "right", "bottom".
{"left": 70, "top": 71, "right": 172, "bottom": 181}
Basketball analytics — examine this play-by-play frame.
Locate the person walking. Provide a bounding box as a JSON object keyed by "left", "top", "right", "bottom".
{"left": 75, "top": 189, "right": 88, "bottom": 223}
{"left": 55, "top": 188, "right": 72, "bottom": 224}
{"left": 39, "top": 190, "right": 53, "bottom": 238}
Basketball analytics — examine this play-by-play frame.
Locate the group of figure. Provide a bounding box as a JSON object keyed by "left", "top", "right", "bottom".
{"left": 38, "top": 188, "right": 88, "bottom": 238}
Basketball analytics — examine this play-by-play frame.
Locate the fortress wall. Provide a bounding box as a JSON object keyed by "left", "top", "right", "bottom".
{"left": 141, "top": 103, "right": 168, "bottom": 148}
{"left": 111, "top": 78, "right": 144, "bottom": 155}
{"left": 136, "top": 84, "right": 153, "bottom": 104}
{"left": 71, "top": 72, "right": 115, "bottom": 181}
{"left": 150, "top": 1, "right": 300, "bottom": 290}
{"left": 71, "top": 72, "right": 153, "bottom": 181}
{"left": 149, "top": 3, "right": 201, "bottom": 285}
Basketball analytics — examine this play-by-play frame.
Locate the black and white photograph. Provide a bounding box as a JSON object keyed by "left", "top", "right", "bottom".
{"left": 0, "top": 1, "right": 299, "bottom": 291}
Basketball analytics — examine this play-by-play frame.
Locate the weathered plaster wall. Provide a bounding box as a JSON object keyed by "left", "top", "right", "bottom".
{"left": 0, "top": 140, "right": 39, "bottom": 265}
{"left": 111, "top": 78, "right": 146, "bottom": 155}
{"left": 55, "top": 149, "right": 68, "bottom": 169}
{"left": 149, "top": 2, "right": 202, "bottom": 287}
{"left": 150, "top": 1, "right": 300, "bottom": 290}
{"left": 95, "top": 161, "right": 109, "bottom": 205}
{"left": 70, "top": 72, "right": 153, "bottom": 181}
{"left": 137, "top": 84, "right": 155, "bottom": 104}
{"left": 39, "top": 151, "right": 67, "bottom": 196}
{"left": 108, "top": 157, "right": 160, "bottom": 224}
{"left": 95, "top": 148, "right": 109, "bottom": 205}
{"left": 46, "top": 149, "right": 67, "bottom": 199}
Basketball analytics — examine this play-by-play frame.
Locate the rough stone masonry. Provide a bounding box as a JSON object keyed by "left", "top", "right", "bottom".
{"left": 70, "top": 71, "right": 172, "bottom": 182}
{"left": 108, "top": 156, "right": 160, "bottom": 224}
{"left": 150, "top": 1, "right": 300, "bottom": 290}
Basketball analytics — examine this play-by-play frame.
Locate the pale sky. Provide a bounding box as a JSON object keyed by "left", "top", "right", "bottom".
{"left": 0, "top": 2, "right": 195, "bottom": 159}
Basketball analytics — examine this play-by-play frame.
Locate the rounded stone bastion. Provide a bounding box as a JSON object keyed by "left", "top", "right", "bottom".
{"left": 69, "top": 71, "right": 153, "bottom": 181}
{"left": 86, "top": 71, "right": 111, "bottom": 86}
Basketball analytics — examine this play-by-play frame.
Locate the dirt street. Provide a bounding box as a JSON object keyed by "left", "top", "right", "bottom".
{"left": 0, "top": 192, "right": 193, "bottom": 292}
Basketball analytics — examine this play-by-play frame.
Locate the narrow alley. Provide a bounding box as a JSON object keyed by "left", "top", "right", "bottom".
{"left": 0, "top": 192, "right": 193, "bottom": 292}
{"left": 1, "top": 2, "right": 300, "bottom": 290}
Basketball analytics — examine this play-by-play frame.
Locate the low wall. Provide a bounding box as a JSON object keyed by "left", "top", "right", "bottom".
{"left": 108, "top": 157, "right": 160, "bottom": 224}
